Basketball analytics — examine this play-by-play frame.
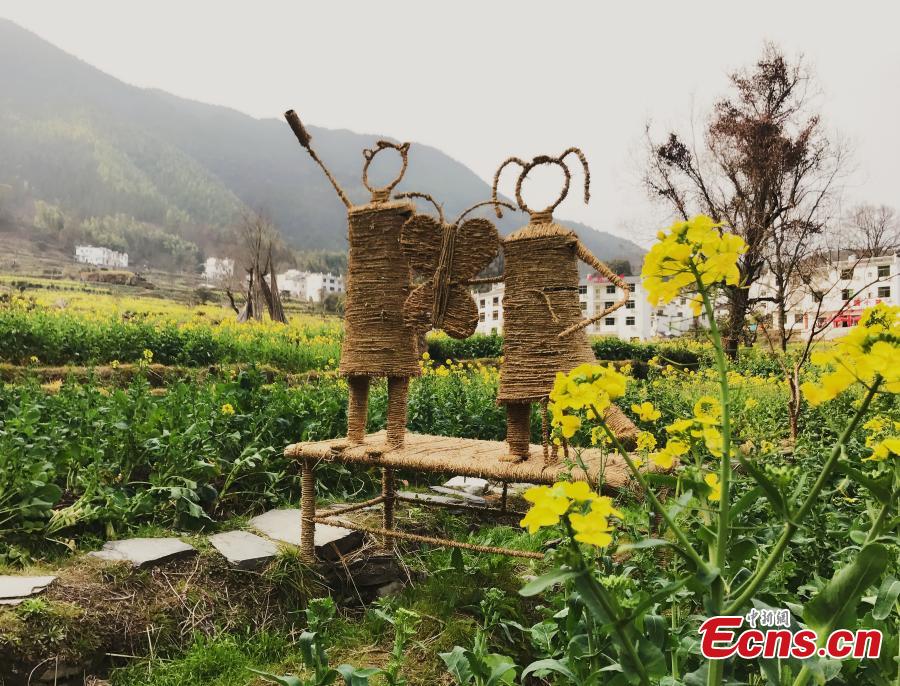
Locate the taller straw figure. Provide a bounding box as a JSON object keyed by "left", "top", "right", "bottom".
{"left": 491, "top": 149, "right": 638, "bottom": 461}
{"left": 285, "top": 110, "right": 419, "bottom": 448}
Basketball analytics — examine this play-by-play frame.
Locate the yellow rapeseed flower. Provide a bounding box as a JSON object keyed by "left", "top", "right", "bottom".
{"left": 636, "top": 430, "right": 657, "bottom": 451}
{"left": 641, "top": 215, "right": 747, "bottom": 308}
{"left": 801, "top": 304, "right": 899, "bottom": 405}
{"left": 221, "top": 403, "right": 236, "bottom": 416}
{"left": 705, "top": 473, "right": 721, "bottom": 501}
{"left": 631, "top": 401, "right": 661, "bottom": 421}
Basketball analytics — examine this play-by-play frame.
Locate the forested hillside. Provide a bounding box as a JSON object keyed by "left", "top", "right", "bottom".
{"left": 0, "top": 18, "right": 644, "bottom": 270}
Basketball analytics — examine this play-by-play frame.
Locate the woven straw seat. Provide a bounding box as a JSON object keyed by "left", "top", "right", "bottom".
{"left": 286, "top": 431, "right": 647, "bottom": 561}
{"left": 286, "top": 430, "right": 636, "bottom": 488}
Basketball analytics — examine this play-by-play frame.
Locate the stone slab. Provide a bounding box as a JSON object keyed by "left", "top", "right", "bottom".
{"left": 209, "top": 530, "right": 278, "bottom": 570}
{"left": 429, "top": 486, "right": 488, "bottom": 505}
{"left": 248, "top": 508, "right": 364, "bottom": 558}
{"left": 397, "top": 490, "right": 469, "bottom": 507}
{"left": 0, "top": 575, "right": 57, "bottom": 605}
{"left": 490, "top": 482, "right": 532, "bottom": 497}
{"left": 443, "top": 476, "right": 490, "bottom": 495}
{"left": 89, "top": 537, "right": 195, "bottom": 568}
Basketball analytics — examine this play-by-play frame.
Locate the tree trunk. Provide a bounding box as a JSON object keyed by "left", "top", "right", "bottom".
{"left": 722, "top": 285, "right": 750, "bottom": 359}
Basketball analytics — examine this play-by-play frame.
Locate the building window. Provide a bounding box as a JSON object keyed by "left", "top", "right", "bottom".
{"left": 479, "top": 312, "right": 485, "bottom": 322}
{"left": 877, "top": 286, "right": 891, "bottom": 298}
{"left": 604, "top": 301, "right": 614, "bottom": 309}
{"left": 479, "top": 299, "right": 485, "bottom": 307}
{"left": 657, "top": 309, "right": 664, "bottom": 316}
{"left": 492, "top": 309, "right": 499, "bottom": 320}
{"left": 794, "top": 313, "right": 804, "bottom": 324}
{"left": 626, "top": 300, "right": 635, "bottom": 309}
{"left": 578, "top": 285, "right": 587, "bottom": 294}
{"left": 580, "top": 301, "right": 587, "bottom": 310}
{"left": 604, "top": 317, "right": 615, "bottom": 326}
{"left": 492, "top": 296, "right": 499, "bottom": 305}
{"left": 491, "top": 327, "right": 497, "bottom": 334}
{"left": 840, "top": 268, "right": 853, "bottom": 280}
{"left": 841, "top": 289, "right": 850, "bottom": 301}
{"left": 606, "top": 285, "right": 616, "bottom": 294}
{"left": 625, "top": 316, "right": 635, "bottom": 326}
{"left": 877, "top": 265, "right": 890, "bottom": 278}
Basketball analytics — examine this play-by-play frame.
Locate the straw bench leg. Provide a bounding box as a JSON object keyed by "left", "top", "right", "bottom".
{"left": 382, "top": 467, "right": 395, "bottom": 547}
{"left": 300, "top": 460, "right": 317, "bottom": 563}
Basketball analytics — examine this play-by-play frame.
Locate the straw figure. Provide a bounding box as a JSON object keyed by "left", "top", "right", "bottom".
{"left": 397, "top": 193, "right": 514, "bottom": 339}
{"left": 490, "top": 148, "right": 639, "bottom": 461}
{"left": 285, "top": 110, "right": 419, "bottom": 448}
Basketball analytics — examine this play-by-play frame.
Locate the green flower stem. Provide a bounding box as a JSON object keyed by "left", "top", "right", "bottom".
{"left": 864, "top": 500, "right": 891, "bottom": 544}
{"left": 563, "top": 518, "right": 651, "bottom": 686}
{"left": 595, "top": 413, "right": 710, "bottom": 576}
{"left": 724, "top": 381, "right": 881, "bottom": 615}
{"left": 696, "top": 280, "right": 732, "bottom": 686}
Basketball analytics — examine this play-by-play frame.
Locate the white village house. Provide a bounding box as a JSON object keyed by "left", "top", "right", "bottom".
{"left": 751, "top": 253, "right": 898, "bottom": 339}
{"left": 473, "top": 274, "right": 701, "bottom": 341}
{"left": 74, "top": 245, "right": 128, "bottom": 269}
{"left": 277, "top": 270, "right": 345, "bottom": 302}
{"left": 203, "top": 257, "right": 235, "bottom": 283}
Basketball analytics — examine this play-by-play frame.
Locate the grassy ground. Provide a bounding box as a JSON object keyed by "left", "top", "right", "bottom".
{"left": 0, "top": 499, "right": 569, "bottom": 685}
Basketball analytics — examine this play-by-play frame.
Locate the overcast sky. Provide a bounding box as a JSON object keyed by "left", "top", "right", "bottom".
{"left": 2, "top": 1, "right": 898, "bottom": 245}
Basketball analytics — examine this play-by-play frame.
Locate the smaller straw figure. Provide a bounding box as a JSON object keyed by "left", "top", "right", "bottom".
{"left": 397, "top": 193, "right": 512, "bottom": 339}
{"left": 285, "top": 110, "right": 420, "bottom": 448}
{"left": 491, "top": 149, "right": 639, "bottom": 462}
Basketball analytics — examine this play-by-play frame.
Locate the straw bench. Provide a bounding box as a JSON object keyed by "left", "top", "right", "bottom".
{"left": 285, "top": 430, "right": 640, "bottom": 562}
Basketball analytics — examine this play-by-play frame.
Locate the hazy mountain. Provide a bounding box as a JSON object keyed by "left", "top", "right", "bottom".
{"left": 0, "top": 18, "right": 644, "bottom": 265}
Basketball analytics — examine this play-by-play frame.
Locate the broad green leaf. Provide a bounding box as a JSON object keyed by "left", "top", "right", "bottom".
{"left": 873, "top": 576, "right": 900, "bottom": 620}
{"left": 247, "top": 670, "right": 303, "bottom": 686}
{"left": 836, "top": 461, "right": 893, "bottom": 504}
{"left": 483, "top": 654, "right": 516, "bottom": 686}
{"left": 336, "top": 665, "right": 381, "bottom": 686}
{"left": 519, "top": 567, "right": 578, "bottom": 596}
{"left": 804, "top": 543, "right": 889, "bottom": 636}
{"left": 521, "top": 658, "right": 575, "bottom": 681}
{"left": 439, "top": 646, "right": 472, "bottom": 685}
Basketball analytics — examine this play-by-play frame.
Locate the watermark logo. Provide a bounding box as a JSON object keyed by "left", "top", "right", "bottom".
{"left": 699, "top": 612, "right": 882, "bottom": 660}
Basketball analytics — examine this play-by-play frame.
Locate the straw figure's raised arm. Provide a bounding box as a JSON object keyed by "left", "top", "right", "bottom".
{"left": 285, "top": 109, "right": 352, "bottom": 208}
{"left": 558, "top": 244, "right": 631, "bottom": 339}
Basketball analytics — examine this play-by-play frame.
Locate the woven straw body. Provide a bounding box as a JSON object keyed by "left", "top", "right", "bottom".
{"left": 339, "top": 200, "right": 421, "bottom": 378}
{"left": 498, "top": 221, "right": 595, "bottom": 403}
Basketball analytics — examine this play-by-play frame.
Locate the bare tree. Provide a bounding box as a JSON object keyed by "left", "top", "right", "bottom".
{"left": 228, "top": 210, "right": 289, "bottom": 324}
{"left": 644, "top": 42, "right": 847, "bottom": 357}
{"left": 843, "top": 204, "right": 899, "bottom": 257}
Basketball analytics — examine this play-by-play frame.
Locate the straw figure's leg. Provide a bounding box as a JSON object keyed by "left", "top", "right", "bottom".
{"left": 603, "top": 404, "right": 639, "bottom": 451}
{"left": 386, "top": 376, "right": 410, "bottom": 448}
{"left": 300, "top": 459, "right": 316, "bottom": 563}
{"left": 503, "top": 402, "right": 532, "bottom": 462}
{"left": 346, "top": 376, "right": 370, "bottom": 444}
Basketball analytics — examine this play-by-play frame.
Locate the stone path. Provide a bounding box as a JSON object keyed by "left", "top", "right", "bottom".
{"left": 1, "top": 475, "right": 527, "bottom": 594}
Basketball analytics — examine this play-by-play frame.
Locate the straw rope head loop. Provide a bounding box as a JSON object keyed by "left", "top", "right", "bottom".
{"left": 492, "top": 148, "right": 591, "bottom": 223}
{"left": 363, "top": 140, "right": 410, "bottom": 203}
{"left": 395, "top": 191, "right": 445, "bottom": 224}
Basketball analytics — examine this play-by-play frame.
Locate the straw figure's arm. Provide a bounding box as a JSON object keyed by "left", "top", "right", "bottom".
{"left": 558, "top": 242, "right": 630, "bottom": 339}
{"left": 285, "top": 110, "right": 352, "bottom": 209}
